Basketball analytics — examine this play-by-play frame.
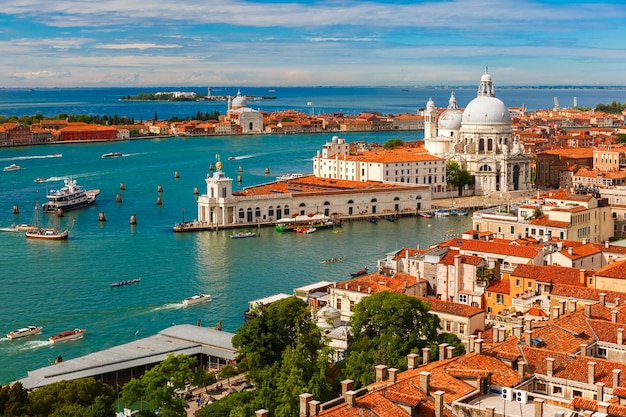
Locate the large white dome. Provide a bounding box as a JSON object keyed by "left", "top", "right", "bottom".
{"left": 462, "top": 96, "right": 511, "bottom": 125}
{"left": 231, "top": 90, "right": 247, "bottom": 108}
{"left": 438, "top": 92, "right": 462, "bottom": 130}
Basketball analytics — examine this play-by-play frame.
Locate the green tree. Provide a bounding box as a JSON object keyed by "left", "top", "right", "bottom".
{"left": 344, "top": 291, "right": 440, "bottom": 387}
{"left": 120, "top": 354, "right": 208, "bottom": 417}
{"left": 446, "top": 160, "right": 474, "bottom": 196}
{"left": 384, "top": 139, "right": 404, "bottom": 149}
{"left": 3, "top": 382, "right": 29, "bottom": 417}
{"left": 428, "top": 332, "right": 466, "bottom": 361}
{"left": 218, "top": 363, "right": 238, "bottom": 388}
{"left": 616, "top": 133, "right": 626, "bottom": 144}
{"left": 28, "top": 377, "right": 115, "bottom": 417}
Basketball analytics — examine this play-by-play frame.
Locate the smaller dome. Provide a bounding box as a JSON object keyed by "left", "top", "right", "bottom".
{"left": 480, "top": 72, "right": 492, "bottom": 83}
{"left": 317, "top": 305, "right": 340, "bottom": 320}
{"left": 426, "top": 97, "right": 435, "bottom": 110}
{"left": 438, "top": 109, "right": 463, "bottom": 130}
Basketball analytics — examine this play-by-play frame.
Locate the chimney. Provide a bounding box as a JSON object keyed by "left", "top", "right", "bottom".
{"left": 433, "top": 390, "right": 445, "bottom": 417}
{"left": 420, "top": 371, "right": 431, "bottom": 396}
{"left": 475, "top": 339, "right": 483, "bottom": 354}
{"left": 256, "top": 410, "right": 269, "bottom": 417}
{"left": 498, "top": 326, "right": 506, "bottom": 342}
{"left": 446, "top": 345, "right": 455, "bottom": 359}
{"left": 579, "top": 269, "right": 586, "bottom": 286}
{"left": 408, "top": 353, "right": 419, "bottom": 369}
{"left": 299, "top": 393, "right": 313, "bottom": 417}
{"left": 600, "top": 293, "right": 607, "bottom": 306}
{"left": 422, "top": 348, "right": 431, "bottom": 365}
{"left": 309, "top": 400, "right": 320, "bottom": 417}
{"left": 341, "top": 380, "right": 354, "bottom": 396}
{"left": 469, "top": 335, "right": 476, "bottom": 353}
{"left": 493, "top": 326, "right": 500, "bottom": 343}
{"left": 524, "top": 318, "right": 532, "bottom": 331}
{"left": 546, "top": 357, "right": 555, "bottom": 377}
{"left": 560, "top": 299, "right": 567, "bottom": 315}
{"left": 534, "top": 398, "right": 544, "bottom": 417}
{"left": 617, "top": 297, "right": 621, "bottom": 306}
{"left": 588, "top": 361, "right": 596, "bottom": 385}
{"left": 512, "top": 325, "right": 523, "bottom": 339}
{"left": 518, "top": 360, "right": 526, "bottom": 381}
{"left": 439, "top": 343, "right": 448, "bottom": 360}
{"left": 614, "top": 369, "right": 621, "bottom": 388}
{"left": 485, "top": 406, "right": 495, "bottom": 417}
{"left": 570, "top": 298, "right": 578, "bottom": 312}
{"left": 375, "top": 364, "right": 388, "bottom": 382}
{"left": 568, "top": 247, "right": 574, "bottom": 255}
{"left": 597, "top": 382, "right": 605, "bottom": 401}
{"left": 584, "top": 303, "right": 592, "bottom": 318}
{"left": 580, "top": 343, "right": 587, "bottom": 357}
{"left": 598, "top": 402, "right": 610, "bottom": 415}
{"left": 606, "top": 240, "right": 610, "bottom": 249}
{"left": 524, "top": 330, "right": 533, "bottom": 346}
{"left": 613, "top": 310, "right": 619, "bottom": 323}
{"left": 552, "top": 306, "right": 560, "bottom": 320}
{"left": 619, "top": 328, "right": 624, "bottom": 345}
{"left": 389, "top": 368, "right": 398, "bottom": 383}
{"left": 344, "top": 390, "right": 357, "bottom": 407}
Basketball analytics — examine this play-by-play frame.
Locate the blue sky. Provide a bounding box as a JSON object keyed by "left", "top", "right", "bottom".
{"left": 0, "top": 0, "right": 624, "bottom": 87}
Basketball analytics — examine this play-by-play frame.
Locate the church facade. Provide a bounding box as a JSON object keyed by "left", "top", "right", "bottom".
{"left": 225, "top": 90, "right": 264, "bottom": 134}
{"left": 424, "top": 70, "right": 532, "bottom": 195}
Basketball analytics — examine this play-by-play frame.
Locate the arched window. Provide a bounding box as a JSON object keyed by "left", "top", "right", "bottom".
{"left": 268, "top": 206, "right": 274, "bottom": 217}
{"left": 238, "top": 208, "right": 245, "bottom": 219}
{"left": 487, "top": 138, "right": 493, "bottom": 151}
{"left": 299, "top": 202, "right": 306, "bottom": 215}
{"left": 479, "top": 138, "right": 485, "bottom": 151}
{"left": 255, "top": 207, "right": 261, "bottom": 217}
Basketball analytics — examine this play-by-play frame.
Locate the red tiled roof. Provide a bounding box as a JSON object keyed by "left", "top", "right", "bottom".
{"left": 511, "top": 264, "right": 584, "bottom": 285}
{"left": 416, "top": 296, "right": 484, "bottom": 318}
{"left": 452, "top": 239, "right": 542, "bottom": 259}
{"left": 486, "top": 279, "right": 510, "bottom": 294}
{"left": 550, "top": 283, "right": 626, "bottom": 305}
{"left": 335, "top": 273, "right": 418, "bottom": 295}
{"left": 597, "top": 259, "right": 626, "bottom": 280}
{"left": 557, "top": 243, "right": 602, "bottom": 260}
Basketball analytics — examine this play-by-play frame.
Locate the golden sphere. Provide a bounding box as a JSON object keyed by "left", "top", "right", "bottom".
{"left": 216, "top": 161, "right": 223, "bottom": 170}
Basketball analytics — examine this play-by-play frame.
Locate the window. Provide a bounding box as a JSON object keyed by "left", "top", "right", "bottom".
{"left": 597, "top": 347, "right": 607, "bottom": 358}
{"left": 572, "top": 389, "right": 582, "bottom": 399}
{"left": 552, "top": 386, "right": 563, "bottom": 396}
{"left": 528, "top": 281, "right": 533, "bottom": 289}
{"left": 535, "top": 381, "right": 547, "bottom": 394}
{"left": 238, "top": 209, "right": 245, "bottom": 219}
{"left": 496, "top": 294, "right": 504, "bottom": 304}
{"left": 459, "top": 323, "right": 465, "bottom": 334}
{"left": 446, "top": 321, "right": 452, "bottom": 331}
{"left": 510, "top": 226, "right": 515, "bottom": 234}
{"left": 516, "top": 279, "right": 521, "bottom": 287}
{"left": 459, "top": 294, "right": 468, "bottom": 304}
{"left": 349, "top": 300, "right": 355, "bottom": 311}
{"left": 336, "top": 298, "right": 342, "bottom": 310}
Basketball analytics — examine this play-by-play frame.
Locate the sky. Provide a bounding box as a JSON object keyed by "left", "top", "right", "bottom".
{"left": 0, "top": 0, "right": 625, "bottom": 88}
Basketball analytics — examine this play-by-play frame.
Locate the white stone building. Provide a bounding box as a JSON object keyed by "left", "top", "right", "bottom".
{"left": 225, "top": 90, "right": 263, "bottom": 134}
{"left": 424, "top": 70, "right": 532, "bottom": 195}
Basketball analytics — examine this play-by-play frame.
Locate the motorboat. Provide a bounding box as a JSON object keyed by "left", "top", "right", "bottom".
{"left": 418, "top": 212, "right": 433, "bottom": 218}
{"left": 350, "top": 266, "right": 368, "bottom": 277}
{"left": 42, "top": 178, "right": 99, "bottom": 212}
{"left": 275, "top": 214, "right": 338, "bottom": 232}
{"left": 7, "top": 325, "right": 43, "bottom": 340}
{"left": 102, "top": 152, "right": 123, "bottom": 158}
{"left": 435, "top": 209, "right": 450, "bottom": 217}
{"left": 49, "top": 328, "right": 85, "bottom": 343}
{"left": 34, "top": 177, "right": 48, "bottom": 183}
{"left": 230, "top": 231, "right": 256, "bottom": 239}
{"left": 296, "top": 227, "right": 316, "bottom": 234}
{"left": 228, "top": 156, "right": 236, "bottom": 161}
{"left": 182, "top": 294, "right": 212, "bottom": 306}
{"left": 110, "top": 278, "right": 141, "bottom": 287}
{"left": 3, "top": 164, "right": 21, "bottom": 172}
{"left": 276, "top": 173, "right": 304, "bottom": 181}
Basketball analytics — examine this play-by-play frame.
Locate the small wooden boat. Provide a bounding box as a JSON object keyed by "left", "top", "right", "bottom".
{"left": 367, "top": 217, "right": 378, "bottom": 223}
{"left": 230, "top": 231, "right": 256, "bottom": 239}
{"left": 49, "top": 328, "right": 85, "bottom": 343}
{"left": 297, "top": 227, "right": 316, "bottom": 234}
{"left": 182, "top": 294, "right": 212, "bottom": 306}
{"left": 320, "top": 257, "right": 343, "bottom": 264}
{"left": 110, "top": 278, "right": 141, "bottom": 287}
{"left": 418, "top": 212, "right": 433, "bottom": 218}
{"left": 7, "top": 325, "right": 43, "bottom": 340}
{"left": 350, "top": 266, "right": 368, "bottom": 277}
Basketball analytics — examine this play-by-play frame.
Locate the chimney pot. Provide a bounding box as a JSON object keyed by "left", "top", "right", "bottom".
{"left": 534, "top": 398, "right": 544, "bottom": 417}
{"left": 438, "top": 343, "right": 448, "bottom": 360}
{"left": 475, "top": 339, "right": 483, "bottom": 354}
{"left": 524, "top": 329, "right": 533, "bottom": 346}
{"left": 407, "top": 353, "right": 419, "bottom": 369}
{"left": 588, "top": 361, "right": 597, "bottom": 385}
{"left": 446, "top": 345, "right": 455, "bottom": 359}
{"left": 299, "top": 393, "right": 313, "bottom": 417}
{"left": 546, "top": 357, "right": 555, "bottom": 377}
{"left": 552, "top": 306, "right": 560, "bottom": 320}
{"left": 560, "top": 299, "right": 567, "bottom": 315}
{"left": 344, "top": 390, "right": 357, "bottom": 407}
{"left": 433, "top": 390, "right": 445, "bottom": 417}
{"left": 420, "top": 371, "right": 431, "bottom": 396}
{"left": 309, "top": 400, "right": 321, "bottom": 417}
{"left": 619, "top": 328, "right": 624, "bottom": 345}
{"left": 614, "top": 369, "right": 621, "bottom": 388}
{"left": 341, "top": 379, "right": 354, "bottom": 396}
{"left": 389, "top": 368, "right": 398, "bottom": 383}
{"left": 580, "top": 343, "right": 588, "bottom": 356}
{"left": 422, "top": 348, "right": 431, "bottom": 365}
{"left": 617, "top": 297, "right": 621, "bottom": 306}
{"left": 612, "top": 310, "right": 619, "bottom": 323}
{"left": 256, "top": 409, "right": 269, "bottom": 417}
{"left": 375, "top": 364, "right": 388, "bottom": 382}
{"left": 584, "top": 303, "right": 592, "bottom": 318}
{"left": 469, "top": 335, "right": 476, "bottom": 353}
{"left": 512, "top": 325, "right": 523, "bottom": 339}
{"left": 597, "top": 382, "right": 605, "bottom": 402}
{"left": 600, "top": 293, "right": 607, "bottom": 306}
{"left": 518, "top": 360, "right": 526, "bottom": 381}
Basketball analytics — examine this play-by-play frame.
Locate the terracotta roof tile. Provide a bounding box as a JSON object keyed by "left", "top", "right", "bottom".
{"left": 511, "top": 264, "right": 584, "bottom": 285}
{"left": 597, "top": 259, "right": 626, "bottom": 280}
{"left": 416, "top": 296, "right": 484, "bottom": 318}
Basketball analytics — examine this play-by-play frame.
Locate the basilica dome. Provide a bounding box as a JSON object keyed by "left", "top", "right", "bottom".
{"left": 438, "top": 92, "right": 463, "bottom": 130}
{"left": 461, "top": 71, "right": 510, "bottom": 125}
{"left": 231, "top": 90, "right": 247, "bottom": 108}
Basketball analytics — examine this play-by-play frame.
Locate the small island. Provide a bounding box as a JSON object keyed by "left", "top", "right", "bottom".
{"left": 119, "top": 91, "right": 276, "bottom": 102}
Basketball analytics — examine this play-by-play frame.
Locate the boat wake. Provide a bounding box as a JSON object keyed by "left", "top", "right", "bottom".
{"left": 149, "top": 303, "right": 183, "bottom": 312}
{"left": 229, "top": 152, "right": 268, "bottom": 161}
{"left": 0, "top": 153, "right": 62, "bottom": 162}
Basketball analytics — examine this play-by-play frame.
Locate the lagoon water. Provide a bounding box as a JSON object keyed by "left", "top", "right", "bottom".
{"left": 0, "top": 85, "right": 623, "bottom": 384}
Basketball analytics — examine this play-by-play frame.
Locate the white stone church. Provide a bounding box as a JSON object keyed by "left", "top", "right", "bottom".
{"left": 424, "top": 70, "right": 532, "bottom": 195}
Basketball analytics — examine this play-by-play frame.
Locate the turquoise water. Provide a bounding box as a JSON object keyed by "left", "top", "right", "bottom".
{"left": 0, "top": 131, "right": 471, "bottom": 383}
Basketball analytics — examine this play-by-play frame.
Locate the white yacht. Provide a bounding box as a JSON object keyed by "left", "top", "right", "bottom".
{"left": 7, "top": 325, "right": 43, "bottom": 340}
{"left": 182, "top": 294, "right": 212, "bottom": 307}
{"left": 42, "top": 178, "right": 100, "bottom": 212}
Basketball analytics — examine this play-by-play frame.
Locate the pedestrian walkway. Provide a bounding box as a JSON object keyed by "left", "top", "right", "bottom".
{"left": 431, "top": 189, "right": 535, "bottom": 211}
{"left": 185, "top": 374, "right": 248, "bottom": 417}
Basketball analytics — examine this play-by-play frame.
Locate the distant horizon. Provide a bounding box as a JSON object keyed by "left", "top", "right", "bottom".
{"left": 2, "top": 85, "right": 626, "bottom": 90}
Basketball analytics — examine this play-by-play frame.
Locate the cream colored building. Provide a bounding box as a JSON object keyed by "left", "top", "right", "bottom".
{"left": 473, "top": 189, "right": 613, "bottom": 243}
{"left": 225, "top": 90, "right": 263, "bottom": 134}
{"left": 313, "top": 136, "right": 447, "bottom": 195}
